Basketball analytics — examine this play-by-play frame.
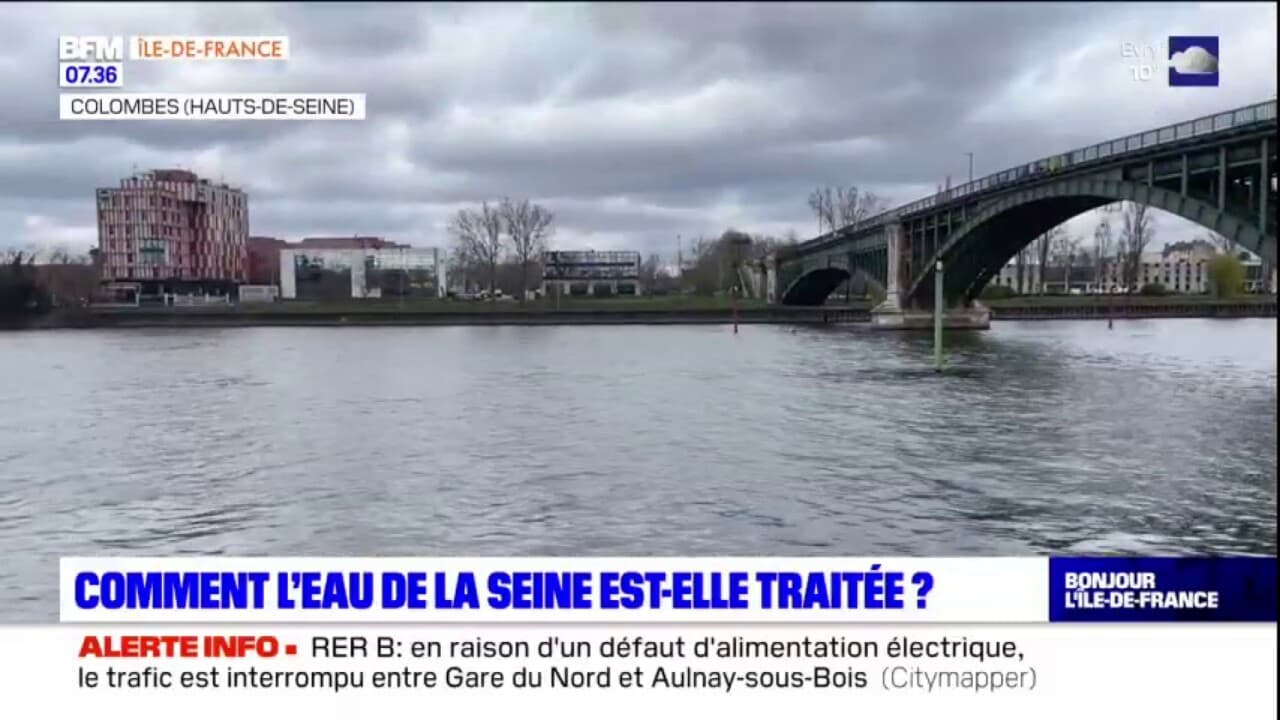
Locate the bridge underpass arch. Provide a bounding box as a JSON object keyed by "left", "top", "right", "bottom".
{"left": 904, "top": 178, "right": 1277, "bottom": 307}
{"left": 780, "top": 254, "right": 890, "bottom": 305}
{"left": 780, "top": 267, "right": 850, "bottom": 306}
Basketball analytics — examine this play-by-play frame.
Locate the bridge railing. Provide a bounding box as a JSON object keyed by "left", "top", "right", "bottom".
{"left": 799, "top": 99, "right": 1277, "bottom": 252}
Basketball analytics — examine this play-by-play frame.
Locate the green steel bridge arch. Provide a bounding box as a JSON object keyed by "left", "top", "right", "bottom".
{"left": 775, "top": 99, "right": 1278, "bottom": 308}
{"left": 906, "top": 177, "right": 1276, "bottom": 307}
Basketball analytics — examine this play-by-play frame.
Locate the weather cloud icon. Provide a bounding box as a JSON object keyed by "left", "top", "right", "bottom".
{"left": 1168, "top": 36, "right": 1219, "bottom": 86}
{"left": 1171, "top": 46, "right": 1217, "bottom": 74}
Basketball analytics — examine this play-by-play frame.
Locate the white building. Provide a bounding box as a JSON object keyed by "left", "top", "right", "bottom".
{"left": 989, "top": 240, "right": 1278, "bottom": 295}
{"left": 993, "top": 259, "right": 1044, "bottom": 293}
{"left": 541, "top": 250, "right": 642, "bottom": 297}
{"left": 1242, "top": 254, "right": 1278, "bottom": 293}
{"left": 279, "top": 247, "right": 446, "bottom": 300}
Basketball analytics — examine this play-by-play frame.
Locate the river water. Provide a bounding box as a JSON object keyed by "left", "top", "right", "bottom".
{"left": 0, "top": 319, "right": 1275, "bottom": 620}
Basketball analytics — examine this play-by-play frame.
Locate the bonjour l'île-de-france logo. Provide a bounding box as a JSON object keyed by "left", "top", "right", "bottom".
{"left": 1168, "top": 35, "right": 1219, "bottom": 86}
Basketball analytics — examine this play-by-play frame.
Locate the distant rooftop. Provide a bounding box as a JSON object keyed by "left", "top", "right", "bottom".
{"left": 100, "top": 168, "right": 243, "bottom": 192}
{"left": 297, "top": 236, "right": 408, "bottom": 250}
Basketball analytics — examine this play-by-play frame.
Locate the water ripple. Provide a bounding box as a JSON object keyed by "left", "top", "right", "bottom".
{"left": 0, "top": 320, "right": 1274, "bottom": 620}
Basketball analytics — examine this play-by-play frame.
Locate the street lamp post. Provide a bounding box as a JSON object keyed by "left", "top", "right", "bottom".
{"left": 965, "top": 153, "right": 974, "bottom": 183}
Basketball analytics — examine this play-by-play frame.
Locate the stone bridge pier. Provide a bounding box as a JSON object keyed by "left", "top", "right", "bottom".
{"left": 869, "top": 222, "right": 991, "bottom": 330}
{"left": 742, "top": 258, "right": 778, "bottom": 303}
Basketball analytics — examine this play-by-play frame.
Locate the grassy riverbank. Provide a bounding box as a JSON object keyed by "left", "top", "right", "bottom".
{"left": 982, "top": 294, "right": 1276, "bottom": 308}
{"left": 229, "top": 295, "right": 777, "bottom": 314}
{"left": 53, "top": 296, "right": 830, "bottom": 328}
{"left": 12, "top": 293, "right": 1276, "bottom": 329}
{"left": 983, "top": 293, "right": 1276, "bottom": 320}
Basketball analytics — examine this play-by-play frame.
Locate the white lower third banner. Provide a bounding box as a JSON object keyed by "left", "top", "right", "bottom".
{"left": 58, "top": 93, "right": 367, "bottom": 120}
{"left": 0, "top": 556, "right": 1270, "bottom": 718}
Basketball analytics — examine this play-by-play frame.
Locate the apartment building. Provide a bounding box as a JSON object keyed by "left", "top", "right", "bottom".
{"left": 95, "top": 169, "right": 249, "bottom": 294}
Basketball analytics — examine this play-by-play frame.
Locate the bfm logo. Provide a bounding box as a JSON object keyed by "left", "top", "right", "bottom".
{"left": 59, "top": 36, "right": 124, "bottom": 61}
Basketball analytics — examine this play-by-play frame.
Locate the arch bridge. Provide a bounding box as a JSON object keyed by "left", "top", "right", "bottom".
{"left": 763, "top": 100, "right": 1277, "bottom": 328}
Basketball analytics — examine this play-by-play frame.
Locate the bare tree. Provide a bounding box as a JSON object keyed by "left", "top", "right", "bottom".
{"left": 1117, "top": 201, "right": 1156, "bottom": 292}
{"left": 1052, "top": 232, "right": 1083, "bottom": 293}
{"left": 500, "top": 197, "right": 554, "bottom": 301}
{"left": 1197, "top": 231, "right": 1233, "bottom": 254}
{"left": 1092, "top": 211, "right": 1114, "bottom": 291}
{"left": 1075, "top": 243, "right": 1094, "bottom": 288}
{"left": 476, "top": 202, "right": 506, "bottom": 298}
{"left": 639, "top": 253, "right": 663, "bottom": 291}
{"left": 808, "top": 184, "right": 887, "bottom": 243}
{"left": 1, "top": 250, "right": 48, "bottom": 316}
{"left": 835, "top": 186, "right": 885, "bottom": 227}
{"left": 449, "top": 202, "right": 506, "bottom": 299}
{"left": 1030, "top": 226, "right": 1062, "bottom": 294}
{"left": 1, "top": 248, "right": 37, "bottom": 265}
{"left": 1015, "top": 248, "right": 1027, "bottom": 294}
{"left": 721, "top": 229, "right": 753, "bottom": 294}
{"left": 448, "top": 241, "right": 475, "bottom": 294}
{"left": 807, "top": 188, "right": 836, "bottom": 234}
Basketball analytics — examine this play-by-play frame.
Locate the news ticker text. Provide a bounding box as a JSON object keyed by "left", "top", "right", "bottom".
{"left": 73, "top": 628, "right": 1037, "bottom": 696}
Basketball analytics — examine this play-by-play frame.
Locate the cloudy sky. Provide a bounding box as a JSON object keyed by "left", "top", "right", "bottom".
{"left": 1, "top": 2, "right": 1275, "bottom": 259}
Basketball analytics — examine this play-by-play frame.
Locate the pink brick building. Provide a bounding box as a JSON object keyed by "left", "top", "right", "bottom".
{"left": 96, "top": 169, "right": 249, "bottom": 292}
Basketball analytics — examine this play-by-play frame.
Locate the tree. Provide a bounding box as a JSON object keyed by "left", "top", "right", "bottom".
{"left": 1030, "top": 225, "right": 1062, "bottom": 294}
{"left": 1052, "top": 232, "right": 1083, "bottom": 293}
{"left": 500, "top": 197, "right": 554, "bottom": 301}
{"left": 680, "top": 236, "right": 718, "bottom": 294}
{"left": 1092, "top": 211, "right": 1114, "bottom": 291}
{"left": 1015, "top": 248, "right": 1028, "bottom": 294}
{"left": 836, "top": 188, "right": 887, "bottom": 299}
{"left": 1117, "top": 201, "right": 1156, "bottom": 293}
{"left": 1207, "top": 254, "right": 1245, "bottom": 298}
{"left": 639, "top": 253, "right": 665, "bottom": 293}
{"left": 448, "top": 241, "right": 474, "bottom": 294}
{"left": 808, "top": 185, "right": 886, "bottom": 235}
{"left": 1198, "top": 231, "right": 1233, "bottom": 254}
{"left": 835, "top": 186, "right": 886, "bottom": 227}
{"left": 449, "top": 202, "right": 506, "bottom": 299}
{"left": 475, "top": 202, "right": 505, "bottom": 298}
{"left": 677, "top": 230, "right": 783, "bottom": 296}
{"left": 807, "top": 188, "right": 836, "bottom": 235}
{"left": 721, "top": 229, "right": 753, "bottom": 294}
{"left": 0, "top": 251, "right": 50, "bottom": 318}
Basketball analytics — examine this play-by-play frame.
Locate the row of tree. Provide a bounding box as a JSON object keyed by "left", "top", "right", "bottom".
{"left": 1005, "top": 201, "right": 1253, "bottom": 296}
{"left": 805, "top": 185, "right": 888, "bottom": 299}
{"left": 0, "top": 252, "right": 52, "bottom": 319}
{"left": 806, "top": 185, "right": 888, "bottom": 235}
{"left": 446, "top": 196, "right": 812, "bottom": 299}
{"left": 448, "top": 198, "right": 554, "bottom": 300}
{"left": 668, "top": 230, "right": 792, "bottom": 296}
{"left": 1012, "top": 201, "right": 1164, "bottom": 294}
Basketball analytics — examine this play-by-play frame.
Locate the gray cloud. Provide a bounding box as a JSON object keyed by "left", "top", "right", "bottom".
{"left": 0, "top": 2, "right": 1275, "bottom": 257}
